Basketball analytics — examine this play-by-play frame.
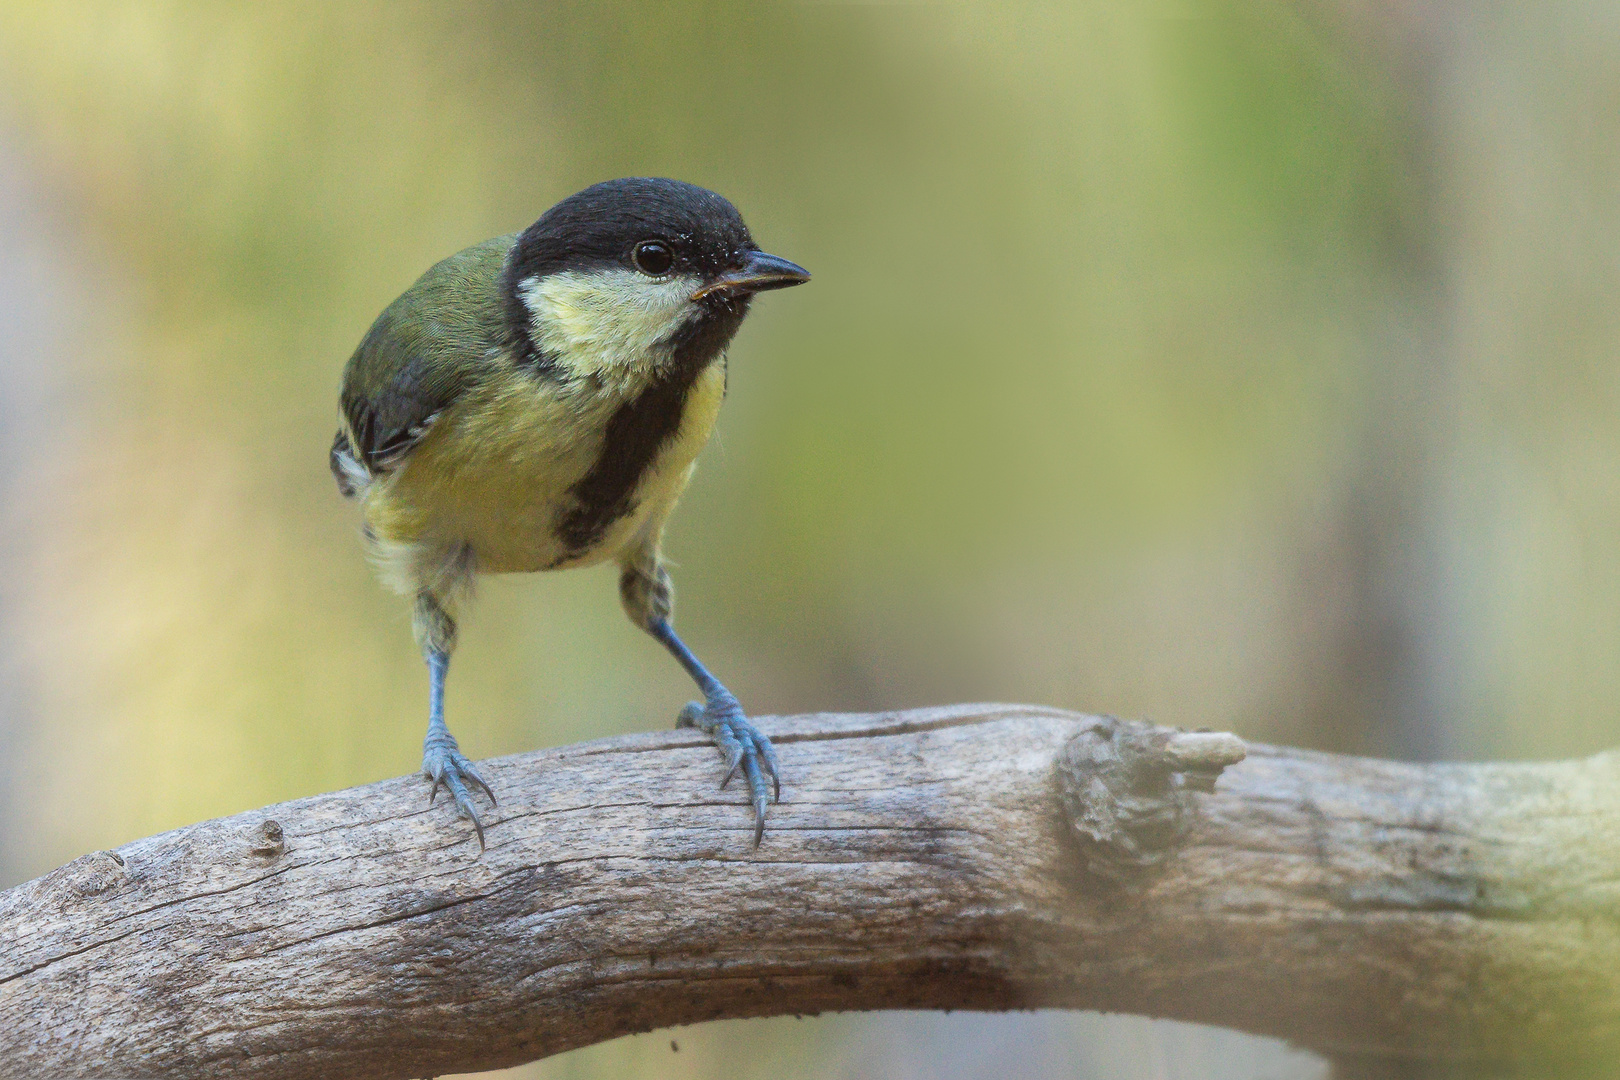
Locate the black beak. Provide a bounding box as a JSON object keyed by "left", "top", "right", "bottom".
{"left": 691, "top": 250, "right": 811, "bottom": 301}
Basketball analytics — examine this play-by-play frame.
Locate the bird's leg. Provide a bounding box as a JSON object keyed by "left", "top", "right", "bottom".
{"left": 414, "top": 591, "right": 496, "bottom": 848}
{"left": 620, "top": 556, "right": 781, "bottom": 844}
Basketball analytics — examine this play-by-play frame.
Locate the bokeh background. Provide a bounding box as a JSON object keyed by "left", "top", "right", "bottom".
{"left": 2, "top": 2, "right": 1617, "bottom": 1077}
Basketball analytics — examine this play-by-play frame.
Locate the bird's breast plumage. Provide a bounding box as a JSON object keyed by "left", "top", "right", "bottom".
{"left": 362, "top": 352, "right": 727, "bottom": 580}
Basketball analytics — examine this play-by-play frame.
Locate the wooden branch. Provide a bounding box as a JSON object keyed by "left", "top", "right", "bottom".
{"left": 3, "top": 705, "right": 1618, "bottom": 1079}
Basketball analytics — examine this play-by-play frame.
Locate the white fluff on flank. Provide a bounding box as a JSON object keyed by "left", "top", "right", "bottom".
{"left": 367, "top": 532, "right": 476, "bottom": 608}
{"left": 333, "top": 444, "right": 373, "bottom": 499}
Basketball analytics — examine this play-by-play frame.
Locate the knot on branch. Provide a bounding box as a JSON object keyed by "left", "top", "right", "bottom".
{"left": 1057, "top": 718, "right": 1246, "bottom": 885}
{"left": 247, "top": 819, "right": 286, "bottom": 859}
{"left": 39, "top": 850, "right": 128, "bottom": 905}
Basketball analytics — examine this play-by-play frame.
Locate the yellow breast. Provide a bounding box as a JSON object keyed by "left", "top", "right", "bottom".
{"left": 362, "top": 359, "right": 727, "bottom": 580}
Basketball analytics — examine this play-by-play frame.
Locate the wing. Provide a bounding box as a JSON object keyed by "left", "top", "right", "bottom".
{"left": 331, "top": 234, "right": 520, "bottom": 496}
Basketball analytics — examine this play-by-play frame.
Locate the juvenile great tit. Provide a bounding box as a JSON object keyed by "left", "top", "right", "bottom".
{"left": 330, "top": 177, "right": 809, "bottom": 847}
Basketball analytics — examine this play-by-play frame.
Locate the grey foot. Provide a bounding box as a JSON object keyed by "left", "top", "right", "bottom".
{"left": 422, "top": 732, "right": 496, "bottom": 849}
{"left": 677, "top": 695, "right": 781, "bottom": 845}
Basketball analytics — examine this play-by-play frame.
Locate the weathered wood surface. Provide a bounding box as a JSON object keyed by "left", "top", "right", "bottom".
{"left": 2, "top": 704, "right": 1618, "bottom": 1079}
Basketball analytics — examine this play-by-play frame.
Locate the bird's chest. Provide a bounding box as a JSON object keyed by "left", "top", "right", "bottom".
{"left": 550, "top": 355, "right": 728, "bottom": 563}
{"left": 387, "top": 357, "right": 727, "bottom": 572}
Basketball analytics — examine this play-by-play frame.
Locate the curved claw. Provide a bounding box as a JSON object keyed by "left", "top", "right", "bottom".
{"left": 758, "top": 739, "right": 782, "bottom": 803}
{"left": 443, "top": 777, "right": 487, "bottom": 851}
{"left": 422, "top": 744, "right": 496, "bottom": 851}
{"left": 677, "top": 698, "right": 783, "bottom": 846}
{"left": 715, "top": 728, "right": 746, "bottom": 789}
{"left": 742, "top": 753, "right": 769, "bottom": 846}
{"left": 465, "top": 765, "right": 497, "bottom": 807}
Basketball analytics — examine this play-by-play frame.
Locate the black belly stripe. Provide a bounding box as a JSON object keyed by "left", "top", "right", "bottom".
{"left": 555, "top": 368, "right": 702, "bottom": 552}
{"left": 556, "top": 301, "right": 746, "bottom": 555}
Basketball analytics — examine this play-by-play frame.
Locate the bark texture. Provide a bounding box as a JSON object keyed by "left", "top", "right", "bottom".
{"left": 2, "top": 704, "right": 1617, "bottom": 1079}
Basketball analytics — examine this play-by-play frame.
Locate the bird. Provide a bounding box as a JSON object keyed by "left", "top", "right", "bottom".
{"left": 329, "top": 177, "right": 810, "bottom": 848}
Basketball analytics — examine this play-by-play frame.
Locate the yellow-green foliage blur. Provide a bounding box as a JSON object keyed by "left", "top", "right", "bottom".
{"left": 1, "top": 3, "right": 1617, "bottom": 1078}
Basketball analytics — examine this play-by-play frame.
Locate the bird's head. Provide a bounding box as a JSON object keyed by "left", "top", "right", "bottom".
{"left": 503, "top": 177, "right": 809, "bottom": 380}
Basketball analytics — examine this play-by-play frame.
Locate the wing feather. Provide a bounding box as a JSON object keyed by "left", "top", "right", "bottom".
{"left": 329, "top": 234, "right": 521, "bottom": 496}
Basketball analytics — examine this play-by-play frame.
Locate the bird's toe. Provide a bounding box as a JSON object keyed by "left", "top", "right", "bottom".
{"left": 421, "top": 741, "right": 496, "bottom": 850}
{"left": 678, "top": 698, "right": 782, "bottom": 845}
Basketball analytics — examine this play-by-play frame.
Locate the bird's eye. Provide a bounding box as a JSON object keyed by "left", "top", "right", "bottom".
{"left": 632, "top": 240, "right": 675, "bottom": 276}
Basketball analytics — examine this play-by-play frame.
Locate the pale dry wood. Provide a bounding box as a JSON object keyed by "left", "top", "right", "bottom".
{"left": 1, "top": 704, "right": 1618, "bottom": 1079}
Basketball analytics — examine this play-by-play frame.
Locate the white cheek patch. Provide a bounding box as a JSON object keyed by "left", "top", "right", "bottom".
{"left": 519, "top": 269, "right": 701, "bottom": 381}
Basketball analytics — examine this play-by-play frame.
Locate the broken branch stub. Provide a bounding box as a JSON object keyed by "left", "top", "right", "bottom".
{"left": 1056, "top": 718, "right": 1247, "bottom": 884}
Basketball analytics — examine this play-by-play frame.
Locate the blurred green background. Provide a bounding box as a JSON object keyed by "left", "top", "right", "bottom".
{"left": 2, "top": 2, "right": 1618, "bottom": 1077}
